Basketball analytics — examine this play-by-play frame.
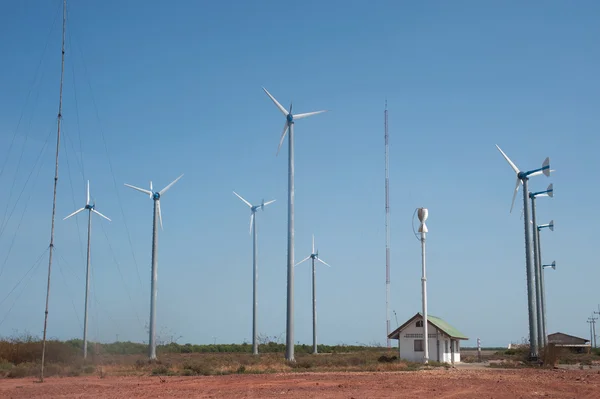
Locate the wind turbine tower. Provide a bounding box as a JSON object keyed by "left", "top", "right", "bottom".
{"left": 529, "top": 183, "right": 553, "bottom": 348}
{"left": 496, "top": 145, "right": 550, "bottom": 360}
{"left": 233, "top": 191, "right": 276, "bottom": 355}
{"left": 125, "top": 174, "right": 183, "bottom": 360}
{"left": 64, "top": 181, "right": 111, "bottom": 359}
{"left": 384, "top": 100, "right": 391, "bottom": 348}
{"left": 263, "top": 87, "right": 327, "bottom": 361}
{"left": 296, "top": 235, "right": 331, "bottom": 355}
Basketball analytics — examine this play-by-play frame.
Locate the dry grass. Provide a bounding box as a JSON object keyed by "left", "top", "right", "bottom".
{"left": 0, "top": 337, "right": 430, "bottom": 379}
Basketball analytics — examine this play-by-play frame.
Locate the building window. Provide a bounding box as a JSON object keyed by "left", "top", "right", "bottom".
{"left": 445, "top": 340, "right": 449, "bottom": 352}
{"left": 416, "top": 320, "right": 423, "bottom": 327}
{"left": 414, "top": 339, "right": 424, "bottom": 352}
{"left": 405, "top": 333, "right": 423, "bottom": 339}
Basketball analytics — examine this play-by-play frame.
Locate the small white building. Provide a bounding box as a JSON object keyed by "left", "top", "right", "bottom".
{"left": 388, "top": 312, "right": 468, "bottom": 364}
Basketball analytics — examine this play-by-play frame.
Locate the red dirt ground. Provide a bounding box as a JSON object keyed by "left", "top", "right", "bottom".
{"left": 1, "top": 368, "right": 599, "bottom": 398}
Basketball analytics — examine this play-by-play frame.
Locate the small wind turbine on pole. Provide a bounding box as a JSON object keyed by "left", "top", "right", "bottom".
{"left": 262, "top": 87, "right": 327, "bottom": 362}
{"left": 537, "top": 219, "right": 554, "bottom": 347}
{"left": 125, "top": 174, "right": 183, "bottom": 360}
{"left": 64, "top": 181, "right": 111, "bottom": 359}
{"left": 296, "top": 235, "right": 331, "bottom": 355}
{"left": 496, "top": 145, "right": 550, "bottom": 360}
{"left": 529, "top": 183, "right": 553, "bottom": 348}
{"left": 233, "top": 191, "right": 276, "bottom": 356}
{"left": 417, "top": 208, "right": 429, "bottom": 364}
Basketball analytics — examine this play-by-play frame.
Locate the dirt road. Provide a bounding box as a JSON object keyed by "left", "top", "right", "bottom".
{"left": 1, "top": 368, "right": 599, "bottom": 398}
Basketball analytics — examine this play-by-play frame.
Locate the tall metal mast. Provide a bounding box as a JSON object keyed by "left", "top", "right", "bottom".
{"left": 41, "top": 0, "right": 67, "bottom": 382}
{"left": 384, "top": 100, "right": 391, "bottom": 348}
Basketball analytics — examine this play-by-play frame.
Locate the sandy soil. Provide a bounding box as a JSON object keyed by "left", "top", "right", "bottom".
{"left": 1, "top": 368, "right": 599, "bottom": 398}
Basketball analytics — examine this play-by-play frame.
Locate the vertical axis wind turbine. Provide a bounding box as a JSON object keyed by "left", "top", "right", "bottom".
{"left": 125, "top": 174, "right": 183, "bottom": 360}
{"left": 263, "top": 87, "right": 327, "bottom": 361}
{"left": 296, "top": 235, "right": 331, "bottom": 355}
{"left": 529, "top": 183, "right": 553, "bottom": 348}
{"left": 496, "top": 145, "right": 550, "bottom": 360}
{"left": 64, "top": 181, "right": 111, "bottom": 359}
{"left": 233, "top": 191, "right": 276, "bottom": 355}
{"left": 417, "top": 208, "right": 429, "bottom": 364}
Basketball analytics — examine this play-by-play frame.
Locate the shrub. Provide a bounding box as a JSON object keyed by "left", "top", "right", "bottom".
{"left": 151, "top": 365, "right": 169, "bottom": 375}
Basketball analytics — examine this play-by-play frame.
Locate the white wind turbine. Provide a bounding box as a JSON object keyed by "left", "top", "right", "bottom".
{"left": 233, "top": 191, "right": 276, "bottom": 356}
{"left": 263, "top": 87, "right": 327, "bottom": 361}
{"left": 296, "top": 235, "right": 331, "bottom": 355}
{"left": 496, "top": 145, "right": 550, "bottom": 360}
{"left": 64, "top": 180, "right": 111, "bottom": 359}
{"left": 124, "top": 174, "right": 183, "bottom": 360}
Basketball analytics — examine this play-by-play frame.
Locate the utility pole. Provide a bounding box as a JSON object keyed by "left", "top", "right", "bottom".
{"left": 477, "top": 338, "right": 482, "bottom": 362}
{"left": 590, "top": 313, "right": 598, "bottom": 348}
{"left": 588, "top": 316, "right": 597, "bottom": 349}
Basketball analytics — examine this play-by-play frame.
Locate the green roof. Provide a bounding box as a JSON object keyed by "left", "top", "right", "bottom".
{"left": 424, "top": 313, "right": 468, "bottom": 340}
{"left": 388, "top": 312, "right": 468, "bottom": 340}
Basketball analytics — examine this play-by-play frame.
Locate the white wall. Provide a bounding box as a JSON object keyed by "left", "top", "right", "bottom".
{"left": 397, "top": 318, "right": 462, "bottom": 364}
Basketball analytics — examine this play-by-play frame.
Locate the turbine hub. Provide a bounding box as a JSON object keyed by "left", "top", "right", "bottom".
{"left": 85, "top": 204, "right": 93, "bottom": 210}
{"left": 286, "top": 114, "right": 293, "bottom": 123}
{"left": 517, "top": 171, "right": 527, "bottom": 180}
{"left": 153, "top": 192, "right": 160, "bottom": 200}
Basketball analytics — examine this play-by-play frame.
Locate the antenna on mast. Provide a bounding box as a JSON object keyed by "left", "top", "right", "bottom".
{"left": 40, "top": 0, "right": 67, "bottom": 382}
{"left": 384, "top": 100, "right": 391, "bottom": 348}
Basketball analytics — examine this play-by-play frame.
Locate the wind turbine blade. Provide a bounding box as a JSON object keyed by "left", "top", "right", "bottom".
{"left": 63, "top": 208, "right": 85, "bottom": 220}
{"left": 276, "top": 122, "right": 289, "bottom": 156}
{"left": 495, "top": 145, "right": 520, "bottom": 174}
{"left": 529, "top": 169, "right": 556, "bottom": 178}
{"left": 510, "top": 178, "right": 520, "bottom": 213}
{"left": 159, "top": 174, "right": 184, "bottom": 195}
{"left": 262, "top": 87, "right": 289, "bottom": 116}
{"left": 312, "top": 234, "right": 315, "bottom": 254}
{"left": 249, "top": 212, "right": 254, "bottom": 234}
{"left": 262, "top": 199, "right": 276, "bottom": 207}
{"left": 92, "top": 209, "right": 112, "bottom": 222}
{"left": 125, "top": 183, "right": 153, "bottom": 196}
{"left": 317, "top": 258, "right": 331, "bottom": 267}
{"left": 233, "top": 191, "right": 252, "bottom": 208}
{"left": 295, "top": 256, "right": 311, "bottom": 267}
{"left": 86, "top": 180, "right": 90, "bottom": 206}
{"left": 293, "top": 110, "right": 328, "bottom": 120}
{"left": 157, "top": 201, "right": 163, "bottom": 230}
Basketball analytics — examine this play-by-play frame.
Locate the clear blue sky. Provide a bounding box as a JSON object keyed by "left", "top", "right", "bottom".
{"left": 0, "top": 0, "right": 599, "bottom": 348}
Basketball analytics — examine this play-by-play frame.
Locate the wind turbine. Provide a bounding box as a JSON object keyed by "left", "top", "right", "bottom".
{"left": 63, "top": 180, "right": 111, "bottom": 359}
{"left": 124, "top": 174, "right": 183, "bottom": 360}
{"left": 496, "top": 145, "right": 550, "bottom": 360}
{"left": 263, "top": 87, "right": 327, "bottom": 361}
{"left": 542, "top": 261, "right": 556, "bottom": 270}
{"left": 529, "top": 183, "right": 554, "bottom": 349}
{"left": 296, "top": 235, "right": 331, "bottom": 355}
{"left": 537, "top": 219, "right": 554, "bottom": 347}
{"left": 233, "top": 191, "right": 276, "bottom": 355}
